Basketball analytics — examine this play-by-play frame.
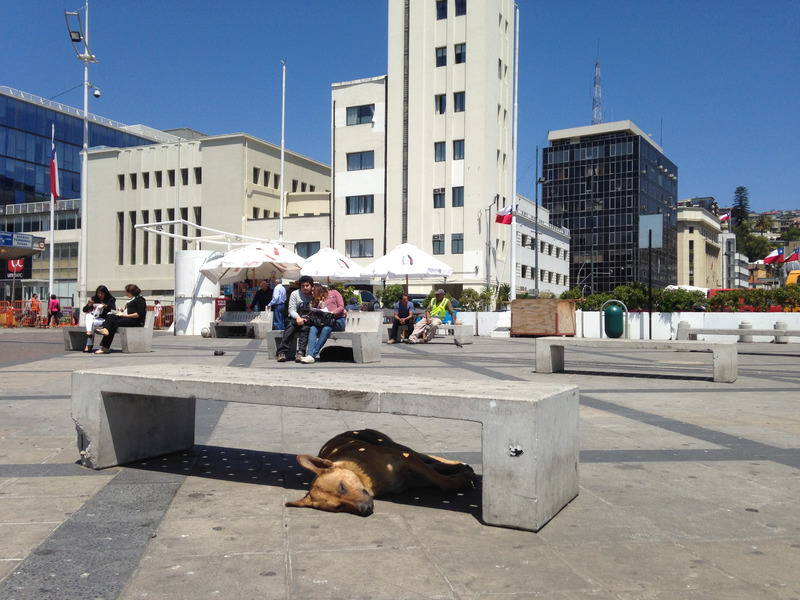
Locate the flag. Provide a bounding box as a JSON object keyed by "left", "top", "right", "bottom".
{"left": 764, "top": 248, "right": 784, "bottom": 264}
{"left": 495, "top": 205, "right": 514, "bottom": 225}
{"left": 787, "top": 247, "right": 799, "bottom": 262}
{"left": 50, "top": 127, "right": 60, "bottom": 200}
{"left": 720, "top": 213, "right": 730, "bottom": 222}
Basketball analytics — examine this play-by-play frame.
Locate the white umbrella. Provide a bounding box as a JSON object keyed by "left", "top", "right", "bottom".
{"left": 362, "top": 243, "right": 453, "bottom": 290}
{"left": 300, "top": 247, "right": 366, "bottom": 282}
{"left": 199, "top": 243, "right": 306, "bottom": 285}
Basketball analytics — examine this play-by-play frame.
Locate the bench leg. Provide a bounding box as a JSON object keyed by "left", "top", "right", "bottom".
{"left": 72, "top": 375, "right": 196, "bottom": 469}
{"left": 211, "top": 326, "right": 230, "bottom": 338}
{"left": 535, "top": 342, "right": 564, "bottom": 373}
{"left": 712, "top": 346, "right": 738, "bottom": 383}
{"left": 351, "top": 334, "right": 381, "bottom": 363}
{"left": 480, "top": 388, "right": 579, "bottom": 531}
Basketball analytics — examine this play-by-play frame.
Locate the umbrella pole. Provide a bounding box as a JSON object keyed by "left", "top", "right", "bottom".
{"left": 405, "top": 275, "right": 409, "bottom": 294}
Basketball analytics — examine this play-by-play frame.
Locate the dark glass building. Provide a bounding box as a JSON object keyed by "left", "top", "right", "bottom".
{"left": 542, "top": 120, "right": 678, "bottom": 294}
{"left": 0, "top": 86, "right": 178, "bottom": 298}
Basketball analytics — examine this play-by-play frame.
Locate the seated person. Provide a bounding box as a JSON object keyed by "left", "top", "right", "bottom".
{"left": 407, "top": 289, "right": 457, "bottom": 344}
{"left": 81, "top": 285, "right": 116, "bottom": 352}
{"left": 387, "top": 293, "right": 415, "bottom": 344}
{"left": 275, "top": 275, "right": 314, "bottom": 363}
{"left": 345, "top": 296, "right": 362, "bottom": 312}
{"left": 303, "top": 285, "right": 346, "bottom": 364}
{"left": 94, "top": 283, "right": 146, "bottom": 354}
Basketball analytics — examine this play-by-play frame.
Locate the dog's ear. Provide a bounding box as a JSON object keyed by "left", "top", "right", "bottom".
{"left": 296, "top": 454, "right": 334, "bottom": 474}
{"left": 285, "top": 494, "right": 313, "bottom": 508}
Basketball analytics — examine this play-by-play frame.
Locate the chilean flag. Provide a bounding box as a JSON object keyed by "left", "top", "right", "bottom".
{"left": 787, "top": 247, "right": 799, "bottom": 262}
{"left": 495, "top": 205, "right": 514, "bottom": 225}
{"left": 50, "top": 126, "right": 60, "bottom": 200}
{"left": 764, "top": 248, "right": 784, "bottom": 264}
{"left": 720, "top": 213, "right": 731, "bottom": 222}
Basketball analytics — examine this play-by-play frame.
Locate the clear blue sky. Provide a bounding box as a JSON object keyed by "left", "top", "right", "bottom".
{"left": 3, "top": 1, "right": 798, "bottom": 213}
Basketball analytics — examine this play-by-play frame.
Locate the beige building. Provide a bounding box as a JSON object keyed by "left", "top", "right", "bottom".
{"left": 677, "top": 200, "right": 722, "bottom": 289}
{"left": 332, "top": 0, "right": 517, "bottom": 293}
{"left": 86, "top": 134, "right": 330, "bottom": 296}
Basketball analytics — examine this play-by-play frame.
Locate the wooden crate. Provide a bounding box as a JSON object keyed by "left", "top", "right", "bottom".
{"left": 510, "top": 299, "right": 576, "bottom": 336}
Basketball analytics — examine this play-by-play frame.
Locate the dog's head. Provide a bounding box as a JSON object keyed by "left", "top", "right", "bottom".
{"left": 285, "top": 455, "right": 374, "bottom": 516}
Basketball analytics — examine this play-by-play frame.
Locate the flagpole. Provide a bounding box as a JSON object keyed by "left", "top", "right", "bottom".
{"left": 509, "top": 4, "right": 520, "bottom": 301}
{"left": 49, "top": 125, "right": 56, "bottom": 302}
{"left": 279, "top": 60, "right": 286, "bottom": 242}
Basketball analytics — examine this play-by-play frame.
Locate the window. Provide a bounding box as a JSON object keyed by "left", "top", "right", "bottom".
{"left": 273, "top": 173, "right": 280, "bottom": 188}
{"left": 453, "top": 139, "right": 464, "bottom": 160}
{"left": 436, "top": 47, "right": 447, "bottom": 67}
{"left": 435, "top": 94, "right": 446, "bottom": 114}
{"left": 130, "top": 173, "right": 137, "bottom": 190}
{"left": 455, "top": 0, "right": 466, "bottom": 16}
{"left": 452, "top": 233, "right": 464, "bottom": 254}
{"left": 436, "top": 0, "right": 447, "bottom": 20}
{"left": 346, "top": 238, "right": 373, "bottom": 258}
{"left": 347, "top": 151, "right": 374, "bottom": 171}
{"left": 295, "top": 241, "right": 320, "bottom": 259}
{"left": 118, "top": 174, "right": 125, "bottom": 191}
{"left": 181, "top": 168, "right": 189, "bottom": 185}
{"left": 292, "top": 179, "right": 298, "bottom": 192}
{"left": 155, "top": 171, "right": 163, "bottom": 188}
{"left": 455, "top": 43, "right": 466, "bottom": 64}
{"left": 194, "top": 167, "right": 202, "bottom": 184}
{"left": 253, "top": 167, "right": 260, "bottom": 184}
{"left": 346, "top": 194, "right": 374, "bottom": 215}
{"left": 168, "top": 169, "right": 176, "bottom": 187}
{"left": 454, "top": 91, "right": 465, "bottom": 112}
{"left": 142, "top": 172, "right": 150, "bottom": 189}
{"left": 432, "top": 234, "right": 444, "bottom": 255}
{"left": 346, "top": 104, "right": 374, "bottom": 125}
{"left": 263, "top": 171, "right": 271, "bottom": 187}
{"left": 434, "top": 142, "right": 446, "bottom": 162}
{"left": 433, "top": 189, "right": 445, "bottom": 208}
{"left": 452, "top": 186, "right": 464, "bottom": 207}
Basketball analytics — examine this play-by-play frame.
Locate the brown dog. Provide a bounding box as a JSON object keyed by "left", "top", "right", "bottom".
{"left": 285, "top": 429, "right": 477, "bottom": 516}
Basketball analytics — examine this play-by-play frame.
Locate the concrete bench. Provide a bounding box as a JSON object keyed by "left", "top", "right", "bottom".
{"left": 675, "top": 320, "right": 800, "bottom": 344}
{"left": 71, "top": 366, "right": 579, "bottom": 532}
{"left": 209, "top": 311, "right": 273, "bottom": 338}
{"left": 266, "top": 312, "right": 381, "bottom": 363}
{"left": 535, "top": 336, "right": 738, "bottom": 383}
{"left": 435, "top": 323, "right": 474, "bottom": 344}
{"left": 63, "top": 312, "right": 155, "bottom": 353}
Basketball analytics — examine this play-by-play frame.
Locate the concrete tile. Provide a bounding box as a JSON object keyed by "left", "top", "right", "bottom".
{"left": 144, "top": 515, "right": 287, "bottom": 558}
{"left": 286, "top": 510, "right": 417, "bottom": 552}
{"left": 0, "top": 474, "right": 112, "bottom": 499}
{"left": 165, "top": 478, "right": 286, "bottom": 521}
{"left": 553, "top": 541, "right": 741, "bottom": 594}
{"left": 0, "top": 495, "right": 86, "bottom": 524}
{"left": 0, "top": 522, "right": 59, "bottom": 559}
{"left": 119, "top": 552, "right": 287, "bottom": 600}
{"left": 682, "top": 539, "right": 800, "bottom": 598}
{"left": 290, "top": 547, "right": 453, "bottom": 599}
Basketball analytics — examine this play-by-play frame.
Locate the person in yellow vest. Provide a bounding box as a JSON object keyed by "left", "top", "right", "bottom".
{"left": 406, "top": 289, "right": 457, "bottom": 344}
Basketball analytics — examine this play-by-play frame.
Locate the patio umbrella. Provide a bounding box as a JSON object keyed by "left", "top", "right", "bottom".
{"left": 199, "top": 243, "right": 306, "bottom": 285}
{"left": 362, "top": 243, "right": 453, "bottom": 291}
{"left": 299, "top": 247, "right": 366, "bottom": 283}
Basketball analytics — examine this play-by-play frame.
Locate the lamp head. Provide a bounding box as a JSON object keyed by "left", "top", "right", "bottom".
{"left": 93, "top": 88, "right": 101, "bottom": 98}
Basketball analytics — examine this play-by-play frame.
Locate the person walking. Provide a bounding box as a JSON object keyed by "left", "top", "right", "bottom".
{"left": 269, "top": 278, "right": 287, "bottom": 330}
{"left": 46, "top": 294, "right": 61, "bottom": 328}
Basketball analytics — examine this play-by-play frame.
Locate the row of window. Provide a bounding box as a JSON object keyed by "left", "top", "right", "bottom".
{"left": 435, "top": 140, "right": 464, "bottom": 162}
{"left": 0, "top": 209, "right": 79, "bottom": 233}
{"left": 518, "top": 265, "right": 568, "bottom": 287}
{"left": 433, "top": 187, "right": 464, "bottom": 208}
{"left": 432, "top": 233, "right": 464, "bottom": 255}
{"left": 116, "top": 206, "right": 201, "bottom": 266}
{"left": 519, "top": 234, "right": 569, "bottom": 261}
{"left": 30, "top": 242, "right": 78, "bottom": 281}
{"left": 1, "top": 157, "right": 80, "bottom": 204}
{"left": 435, "top": 43, "right": 466, "bottom": 67}
{"left": 118, "top": 168, "right": 201, "bottom": 191}
{"left": 436, "top": 0, "right": 467, "bottom": 20}
{"left": 435, "top": 92, "right": 465, "bottom": 114}
{"left": 252, "top": 167, "right": 315, "bottom": 193}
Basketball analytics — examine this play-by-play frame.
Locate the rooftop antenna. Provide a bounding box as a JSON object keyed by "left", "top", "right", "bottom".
{"left": 591, "top": 42, "right": 603, "bottom": 125}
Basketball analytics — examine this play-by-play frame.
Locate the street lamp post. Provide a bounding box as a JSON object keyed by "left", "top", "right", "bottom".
{"left": 534, "top": 146, "right": 548, "bottom": 298}
{"left": 65, "top": 1, "right": 97, "bottom": 317}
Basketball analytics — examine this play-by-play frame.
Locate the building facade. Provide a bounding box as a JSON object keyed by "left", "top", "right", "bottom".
{"left": 86, "top": 134, "right": 330, "bottom": 297}
{"left": 677, "top": 199, "right": 721, "bottom": 289}
{"left": 514, "top": 198, "right": 570, "bottom": 295}
{"left": 332, "top": 0, "right": 517, "bottom": 294}
{"left": 0, "top": 86, "right": 177, "bottom": 301}
{"left": 542, "top": 120, "right": 678, "bottom": 294}
{"left": 720, "top": 232, "right": 750, "bottom": 289}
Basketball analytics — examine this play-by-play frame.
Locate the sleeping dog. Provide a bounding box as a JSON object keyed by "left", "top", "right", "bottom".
{"left": 285, "top": 429, "right": 477, "bottom": 516}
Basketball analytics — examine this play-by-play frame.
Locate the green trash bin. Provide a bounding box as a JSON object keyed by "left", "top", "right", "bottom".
{"left": 604, "top": 304, "right": 624, "bottom": 338}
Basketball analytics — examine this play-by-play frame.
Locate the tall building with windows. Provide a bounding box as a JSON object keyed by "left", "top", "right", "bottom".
{"left": 542, "top": 120, "right": 678, "bottom": 294}
{"left": 332, "top": 0, "right": 517, "bottom": 292}
{"left": 0, "top": 86, "right": 178, "bottom": 300}
{"left": 677, "top": 198, "right": 721, "bottom": 289}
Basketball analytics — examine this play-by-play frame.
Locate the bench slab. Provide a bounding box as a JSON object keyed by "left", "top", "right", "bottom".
{"left": 71, "top": 366, "right": 579, "bottom": 532}
{"left": 535, "top": 337, "right": 738, "bottom": 383}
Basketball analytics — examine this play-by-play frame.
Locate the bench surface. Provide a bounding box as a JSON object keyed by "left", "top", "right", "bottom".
{"left": 72, "top": 366, "right": 579, "bottom": 532}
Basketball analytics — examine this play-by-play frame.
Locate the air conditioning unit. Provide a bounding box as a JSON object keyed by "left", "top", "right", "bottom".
{"left": 432, "top": 234, "right": 444, "bottom": 241}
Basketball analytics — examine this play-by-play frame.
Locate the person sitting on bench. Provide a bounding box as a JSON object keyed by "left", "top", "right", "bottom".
{"left": 81, "top": 285, "right": 116, "bottom": 353}
{"left": 94, "top": 283, "right": 146, "bottom": 354}
{"left": 407, "top": 289, "right": 456, "bottom": 344}
{"left": 387, "top": 293, "right": 415, "bottom": 344}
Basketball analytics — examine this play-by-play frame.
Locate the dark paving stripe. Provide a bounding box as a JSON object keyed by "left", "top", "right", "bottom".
{"left": 0, "top": 400, "right": 227, "bottom": 600}
{"left": 226, "top": 338, "right": 263, "bottom": 368}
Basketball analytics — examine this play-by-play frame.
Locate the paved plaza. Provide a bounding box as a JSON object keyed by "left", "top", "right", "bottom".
{"left": 1, "top": 326, "right": 799, "bottom": 599}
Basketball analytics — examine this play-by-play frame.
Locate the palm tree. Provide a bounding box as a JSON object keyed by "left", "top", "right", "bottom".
{"left": 753, "top": 214, "right": 774, "bottom": 237}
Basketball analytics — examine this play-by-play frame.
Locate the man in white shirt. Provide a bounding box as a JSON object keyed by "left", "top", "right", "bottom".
{"left": 269, "top": 278, "right": 287, "bottom": 330}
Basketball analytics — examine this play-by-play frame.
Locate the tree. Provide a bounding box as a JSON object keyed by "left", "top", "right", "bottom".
{"left": 753, "top": 214, "right": 774, "bottom": 236}
{"left": 740, "top": 233, "right": 774, "bottom": 262}
{"left": 731, "top": 186, "right": 750, "bottom": 227}
{"left": 781, "top": 226, "right": 800, "bottom": 243}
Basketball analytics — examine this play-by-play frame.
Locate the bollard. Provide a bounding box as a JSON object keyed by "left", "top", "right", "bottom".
{"left": 774, "top": 321, "right": 788, "bottom": 344}
{"left": 738, "top": 321, "right": 753, "bottom": 343}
